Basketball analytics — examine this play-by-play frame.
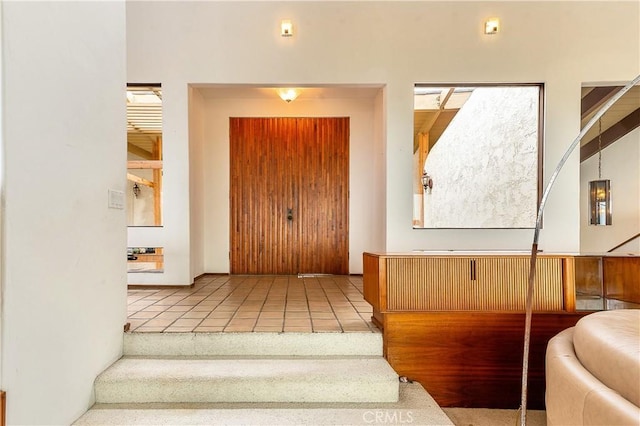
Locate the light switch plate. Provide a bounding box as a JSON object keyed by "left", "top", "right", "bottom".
{"left": 108, "top": 189, "right": 125, "bottom": 209}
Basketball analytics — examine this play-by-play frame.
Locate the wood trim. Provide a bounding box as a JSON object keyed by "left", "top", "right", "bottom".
{"left": 562, "top": 257, "right": 576, "bottom": 312}
{"left": 0, "top": 390, "right": 5, "bottom": 426}
{"left": 127, "top": 160, "right": 163, "bottom": 169}
{"left": 580, "top": 107, "right": 640, "bottom": 162}
{"left": 152, "top": 136, "right": 162, "bottom": 225}
{"left": 126, "top": 173, "right": 154, "bottom": 188}
{"left": 378, "top": 256, "right": 388, "bottom": 313}
{"left": 127, "top": 142, "right": 153, "bottom": 160}
{"left": 363, "top": 254, "right": 381, "bottom": 312}
{"left": 193, "top": 273, "right": 229, "bottom": 280}
{"left": 127, "top": 283, "right": 195, "bottom": 289}
{"left": 581, "top": 86, "right": 622, "bottom": 119}
{"left": 608, "top": 232, "right": 640, "bottom": 252}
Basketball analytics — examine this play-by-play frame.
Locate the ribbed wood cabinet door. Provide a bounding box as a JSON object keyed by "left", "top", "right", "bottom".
{"left": 229, "top": 117, "right": 349, "bottom": 275}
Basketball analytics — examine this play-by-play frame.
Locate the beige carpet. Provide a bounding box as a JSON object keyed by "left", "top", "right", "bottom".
{"left": 443, "top": 408, "right": 546, "bottom": 426}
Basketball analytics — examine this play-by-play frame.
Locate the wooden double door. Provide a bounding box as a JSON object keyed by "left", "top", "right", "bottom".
{"left": 230, "top": 117, "right": 349, "bottom": 275}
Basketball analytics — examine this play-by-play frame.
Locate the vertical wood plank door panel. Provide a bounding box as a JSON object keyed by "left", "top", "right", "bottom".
{"left": 230, "top": 117, "right": 349, "bottom": 275}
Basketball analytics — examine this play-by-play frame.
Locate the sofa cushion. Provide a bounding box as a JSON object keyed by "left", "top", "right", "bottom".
{"left": 573, "top": 309, "right": 640, "bottom": 407}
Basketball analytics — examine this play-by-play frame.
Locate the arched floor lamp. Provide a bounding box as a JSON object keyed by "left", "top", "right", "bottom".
{"left": 519, "top": 73, "right": 640, "bottom": 426}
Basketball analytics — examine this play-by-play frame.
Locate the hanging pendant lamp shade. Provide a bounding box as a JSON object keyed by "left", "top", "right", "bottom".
{"left": 589, "top": 179, "right": 611, "bottom": 225}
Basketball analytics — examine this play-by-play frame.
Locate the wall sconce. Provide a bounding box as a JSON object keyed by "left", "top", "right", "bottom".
{"left": 133, "top": 183, "right": 141, "bottom": 198}
{"left": 589, "top": 118, "right": 612, "bottom": 225}
{"left": 421, "top": 172, "right": 433, "bottom": 194}
{"left": 484, "top": 18, "right": 500, "bottom": 35}
{"left": 277, "top": 88, "right": 299, "bottom": 103}
{"left": 281, "top": 20, "right": 293, "bottom": 37}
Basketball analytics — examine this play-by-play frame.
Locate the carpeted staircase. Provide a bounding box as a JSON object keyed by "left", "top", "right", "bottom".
{"left": 74, "top": 332, "right": 453, "bottom": 425}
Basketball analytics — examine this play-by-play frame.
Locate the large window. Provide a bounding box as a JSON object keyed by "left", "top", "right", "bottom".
{"left": 127, "top": 84, "right": 163, "bottom": 226}
{"left": 413, "top": 84, "right": 543, "bottom": 228}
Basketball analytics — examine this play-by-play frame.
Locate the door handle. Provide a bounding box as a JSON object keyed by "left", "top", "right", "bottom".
{"left": 287, "top": 208, "right": 293, "bottom": 221}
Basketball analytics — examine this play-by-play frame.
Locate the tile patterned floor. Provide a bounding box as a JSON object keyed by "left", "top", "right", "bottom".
{"left": 127, "top": 275, "right": 378, "bottom": 333}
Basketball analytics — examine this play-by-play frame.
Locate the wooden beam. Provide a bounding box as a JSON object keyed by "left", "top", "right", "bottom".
{"left": 581, "top": 86, "right": 622, "bottom": 119}
{"left": 127, "top": 160, "right": 163, "bottom": 169}
{"left": 153, "top": 136, "right": 162, "bottom": 225}
{"left": 413, "top": 88, "right": 456, "bottom": 153}
{"left": 126, "top": 173, "right": 154, "bottom": 188}
{"left": 418, "top": 88, "right": 455, "bottom": 135}
{"left": 580, "top": 107, "right": 640, "bottom": 162}
{"left": 127, "top": 143, "right": 153, "bottom": 160}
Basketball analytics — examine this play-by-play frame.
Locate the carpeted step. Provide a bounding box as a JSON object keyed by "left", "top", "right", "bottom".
{"left": 76, "top": 382, "right": 454, "bottom": 425}
{"left": 95, "top": 356, "right": 398, "bottom": 404}
{"left": 124, "top": 331, "right": 383, "bottom": 357}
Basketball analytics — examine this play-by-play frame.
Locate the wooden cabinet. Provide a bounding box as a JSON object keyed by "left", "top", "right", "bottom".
{"left": 362, "top": 251, "right": 581, "bottom": 409}
{"left": 364, "top": 253, "right": 573, "bottom": 316}
{"left": 603, "top": 256, "right": 640, "bottom": 303}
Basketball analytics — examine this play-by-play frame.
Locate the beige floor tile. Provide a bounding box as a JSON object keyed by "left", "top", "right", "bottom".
{"left": 157, "top": 295, "right": 187, "bottom": 301}
{"left": 144, "top": 318, "right": 176, "bottom": 327}
{"left": 256, "top": 319, "right": 284, "bottom": 327}
{"left": 128, "top": 301, "right": 157, "bottom": 310}
{"left": 171, "top": 318, "right": 203, "bottom": 327}
{"left": 215, "top": 304, "right": 241, "bottom": 312}
{"left": 285, "top": 319, "right": 311, "bottom": 327}
{"left": 311, "top": 312, "right": 337, "bottom": 319}
{"left": 130, "top": 311, "right": 160, "bottom": 319}
{"left": 166, "top": 305, "right": 192, "bottom": 312}
{"left": 233, "top": 311, "right": 260, "bottom": 319}
{"left": 180, "top": 310, "right": 209, "bottom": 319}
{"left": 227, "top": 318, "right": 257, "bottom": 327}
{"left": 155, "top": 311, "right": 184, "bottom": 320}
{"left": 259, "top": 311, "right": 284, "bottom": 319}
{"left": 261, "top": 305, "right": 286, "bottom": 311}
{"left": 285, "top": 311, "right": 310, "bottom": 318}
{"left": 127, "top": 275, "right": 376, "bottom": 334}
{"left": 190, "top": 304, "right": 218, "bottom": 311}
{"left": 207, "top": 311, "right": 234, "bottom": 319}
{"left": 199, "top": 318, "right": 231, "bottom": 327}
{"left": 238, "top": 302, "right": 264, "bottom": 308}
{"left": 312, "top": 319, "right": 340, "bottom": 326}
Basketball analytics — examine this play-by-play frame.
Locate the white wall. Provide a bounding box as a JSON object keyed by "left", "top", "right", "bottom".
{"left": 201, "top": 92, "right": 378, "bottom": 273}
{"left": 189, "top": 87, "right": 206, "bottom": 278}
{"left": 126, "top": 1, "right": 639, "bottom": 279}
{"left": 581, "top": 127, "right": 640, "bottom": 253}
{"left": 1, "top": 2, "right": 127, "bottom": 424}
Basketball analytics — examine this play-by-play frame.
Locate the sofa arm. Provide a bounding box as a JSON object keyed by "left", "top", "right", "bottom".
{"left": 546, "top": 328, "right": 640, "bottom": 426}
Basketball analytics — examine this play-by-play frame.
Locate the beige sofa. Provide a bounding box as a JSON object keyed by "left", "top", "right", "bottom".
{"left": 546, "top": 309, "right": 640, "bottom": 425}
